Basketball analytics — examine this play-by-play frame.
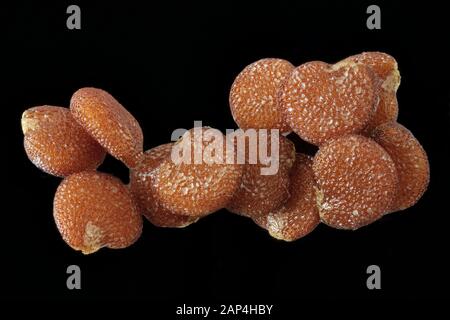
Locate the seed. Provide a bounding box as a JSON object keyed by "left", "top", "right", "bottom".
{"left": 280, "top": 60, "right": 377, "bottom": 145}
{"left": 230, "top": 58, "right": 294, "bottom": 133}
{"left": 130, "top": 143, "right": 200, "bottom": 228}
{"left": 151, "top": 127, "right": 243, "bottom": 216}
{"left": 53, "top": 171, "right": 143, "bottom": 254}
{"left": 226, "top": 130, "right": 296, "bottom": 218}
{"left": 70, "top": 87, "right": 144, "bottom": 168}
{"left": 371, "top": 122, "right": 429, "bottom": 211}
{"left": 255, "top": 154, "right": 320, "bottom": 241}
{"left": 345, "top": 52, "right": 401, "bottom": 133}
{"left": 313, "top": 135, "right": 398, "bottom": 230}
{"left": 22, "top": 105, "right": 105, "bottom": 177}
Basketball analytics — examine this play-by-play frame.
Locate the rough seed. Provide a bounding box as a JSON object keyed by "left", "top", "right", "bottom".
{"left": 22, "top": 105, "right": 106, "bottom": 177}
{"left": 312, "top": 135, "right": 398, "bottom": 230}
{"left": 255, "top": 153, "right": 320, "bottom": 241}
{"left": 345, "top": 52, "right": 401, "bottom": 133}
{"left": 151, "top": 127, "right": 243, "bottom": 216}
{"left": 130, "top": 143, "right": 200, "bottom": 227}
{"left": 53, "top": 171, "right": 143, "bottom": 254}
{"left": 70, "top": 87, "right": 144, "bottom": 168}
{"left": 280, "top": 61, "right": 377, "bottom": 145}
{"left": 230, "top": 58, "right": 294, "bottom": 133}
{"left": 226, "top": 131, "right": 296, "bottom": 219}
{"left": 371, "top": 122, "right": 429, "bottom": 211}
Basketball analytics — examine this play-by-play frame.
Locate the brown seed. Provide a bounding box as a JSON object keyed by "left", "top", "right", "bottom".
{"left": 130, "top": 143, "right": 199, "bottom": 228}
{"left": 22, "top": 106, "right": 106, "bottom": 177}
{"left": 151, "top": 127, "right": 243, "bottom": 216}
{"left": 345, "top": 52, "right": 401, "bottom": 132}
{"left": 54, "top": 171, "right": 143, "bottom": 254}
{"left": 255, "top": 153, "right": 320, "bottom": 241}
{"left": 230, "top": 58, "right": 294, "bottom": 133}
{"left": 70, "top": 87, "right": 144, "bottom": 168}
{"left": 365, "top": 91, "right": 399, "bottom": 134}
{"left": 346, "top": 52, "right": 400, "bottom": 87}
{"left": 280, "top": 60, "right": 377, "bottom": 145}
{"left": 313, "top": 135, "right": 398, "bottom": 230}
{"left": 371, "top": 122, "right": 429, "bottom": 211}
{"left": 226, "top": 130, "right": 296, "bottom": 218}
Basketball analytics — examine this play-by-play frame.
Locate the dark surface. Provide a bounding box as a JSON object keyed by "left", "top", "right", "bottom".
{"left": 2, "top": 0, "right": 449, "bottom": 303}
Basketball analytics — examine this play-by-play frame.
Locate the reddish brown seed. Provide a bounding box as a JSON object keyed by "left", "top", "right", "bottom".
{"left": 230, "top": 58, "right": 294, "bottom": 133}
{"left": 255, "top": 154, "right": 320, "bottom": 241}
{"left": 313, "top": 135, "right": 398, "bottom": 230}
{"left": 151, "top": 127, "right": 244, "bottom": 216}
{"left": 226, "top": 130, "right": 296, "bottom": 218}
{"left": 130, "top": 143, "right": 199, "bottom": 228}
{"left": 365, "top": 91, "right": 399, "bottom": 133}
{"left": 371, "top": 122, "right": 429, "bottom": 211}
{"left": 346, "top": 52, "right": 400, "bottom": 86}
{"left": 22, "top": 106, "right": 106, "bottom": 177}
{"left": 53, "top": 171, "right": 143, "bottom": 254}
{"left": 70, "top": 87, "right": 144, "bottom": 168}
{"left": 345, "top": 52, "right": 401, "bottom": 132}
{"left": 280, "top": 60, "right": 377, "bottom": 145}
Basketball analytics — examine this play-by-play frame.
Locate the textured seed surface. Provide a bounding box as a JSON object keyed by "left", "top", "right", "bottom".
{"left": 346, "top": 52, "right": 401, "bottom": 132}
{"left": 22, "top": 106, "right": 106, "bottom": 177}
{"left": 346, "top": 52, "right": 400, "bottom": 85}
{"left": 313, "top": 135, "right": 398, "bottom": 230}
{"left": 365, "top": 91, "right": 399, "bottom": 133}
{"left": 256, "top": 154, "right": 320, "bottom": 241}
{"left": 371, "top": 122, "right": 429, "bottom": 211}
{"left": 130, "top": 143, "right": 199, "bottom": 228}
{"left": 230, "top": 58, "right": 294, "bottom": 133}
{"left": 152, "top": 127, "right": 243, "bottom": 216}
{"left": 280, "top": 61, "right": 377, "bottom": 145}
{"left": 226, "top": 131, "right": 296, "bottom": 218}
{"left": 70, "top": 87, "right": 144, "bottom": 168}
{"left": 54, "top": 171, "right": 143, "bottom": 254}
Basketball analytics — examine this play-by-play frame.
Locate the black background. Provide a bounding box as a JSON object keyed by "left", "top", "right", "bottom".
{"left": 2, "top": 0, "right": 449, "bottom": 306}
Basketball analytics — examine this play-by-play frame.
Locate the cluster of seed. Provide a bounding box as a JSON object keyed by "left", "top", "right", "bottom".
{"left": 22, "top": 52, "right": 429, "bottom": 254}
{"left": 23, "top": 88, "right": 146, "bottom": 254}
{"left": 230, "top": 52, "right": 429, "bottom": 233}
